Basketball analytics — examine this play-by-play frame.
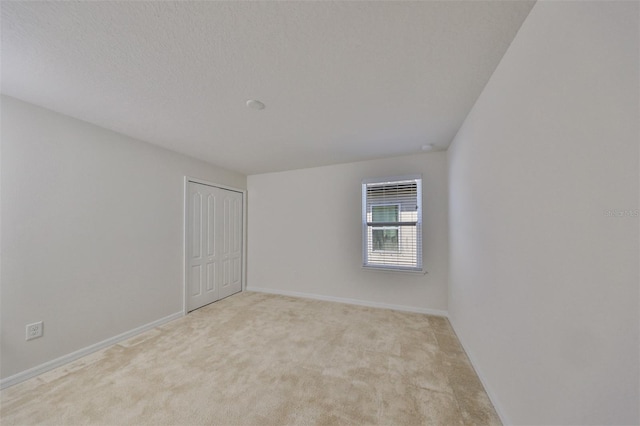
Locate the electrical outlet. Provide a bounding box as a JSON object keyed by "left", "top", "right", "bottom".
{"left": 26, "top": 321, "right": 43, "bottom": 341}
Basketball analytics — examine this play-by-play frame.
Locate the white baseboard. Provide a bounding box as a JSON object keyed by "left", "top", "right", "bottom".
{"left": 0, "top": 311, "right": 183, "bottom": 390}
{"left": 447, "top": 316, "right": 510, "bottom": 426}
{"left": 246, "top": 286, "right": 448, "bottom": 317}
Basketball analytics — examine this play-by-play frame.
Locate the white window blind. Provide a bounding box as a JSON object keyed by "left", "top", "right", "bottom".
{"left": 362, "top": 175, "right": 423, "bottom": 272}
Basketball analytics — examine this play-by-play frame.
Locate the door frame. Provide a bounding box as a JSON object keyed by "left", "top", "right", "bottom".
{"left": 183, "top": 176, "right": 247, "bottom": 315}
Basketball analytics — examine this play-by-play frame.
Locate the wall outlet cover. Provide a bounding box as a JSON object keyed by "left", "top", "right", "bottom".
{"left": 26, "top": 321, "right": 43, "bottom": 341}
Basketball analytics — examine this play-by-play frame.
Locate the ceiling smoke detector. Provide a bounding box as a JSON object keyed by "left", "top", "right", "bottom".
{"left": 246, "top": 99, "right": 265, "bottom": 110}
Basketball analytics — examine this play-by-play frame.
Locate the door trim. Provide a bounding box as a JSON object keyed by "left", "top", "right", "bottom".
{"left": 183, "top": 177, "right": 247, "bottom": 315}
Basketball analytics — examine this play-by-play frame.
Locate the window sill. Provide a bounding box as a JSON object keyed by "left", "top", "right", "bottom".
{"left": 361, "top": 266, "right": 428, "bottom": 275}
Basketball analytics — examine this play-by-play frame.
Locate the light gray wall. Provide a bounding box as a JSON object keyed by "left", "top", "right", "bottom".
{"left": 447, "top": 2, "right": 639, "bottom": 425}
{"left": 1, "top": 96, "right": 246, "bottom": 379}
{"left": 247, "top": 152, "right": 448, "bottom": 313}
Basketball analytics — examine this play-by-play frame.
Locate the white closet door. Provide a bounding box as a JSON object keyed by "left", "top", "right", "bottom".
{"left": 187, "top": 182, "right": 242, "bottom": 312}
{"left": 219, "top": 191, "right": 243, "bottom": 299}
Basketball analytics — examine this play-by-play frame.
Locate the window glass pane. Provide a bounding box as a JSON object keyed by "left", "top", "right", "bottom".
{"left": 372, "top": 228, "right": 398, "bottom": 251}
{"left": 372, "top": 205, "right": 398, "bottom": 222}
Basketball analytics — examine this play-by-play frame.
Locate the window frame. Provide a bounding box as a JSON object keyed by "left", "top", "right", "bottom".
{"left": 362, "top": 174, "right": 423, "bottom": 273}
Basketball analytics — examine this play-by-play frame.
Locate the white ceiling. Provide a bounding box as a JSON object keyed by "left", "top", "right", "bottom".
{"left": 1, "top": 1, "right": 535, "bottom": 175}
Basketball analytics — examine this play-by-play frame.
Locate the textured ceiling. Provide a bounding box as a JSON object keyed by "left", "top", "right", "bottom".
{"left": 1, "top": 1, "right": 535, "bottom": 175}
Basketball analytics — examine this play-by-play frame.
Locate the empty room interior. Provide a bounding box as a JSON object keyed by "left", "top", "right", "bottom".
{"left": 1, "top": 1, "right": 638, "bottom": 425}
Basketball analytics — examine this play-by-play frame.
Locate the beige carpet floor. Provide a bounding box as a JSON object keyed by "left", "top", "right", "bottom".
{"left": 1, "top": 292, "right": 500, "bottom": 425}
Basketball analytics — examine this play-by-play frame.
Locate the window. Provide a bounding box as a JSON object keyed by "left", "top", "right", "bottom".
{"left": 362, "top": 175, "right": 422, "bottom": 271}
